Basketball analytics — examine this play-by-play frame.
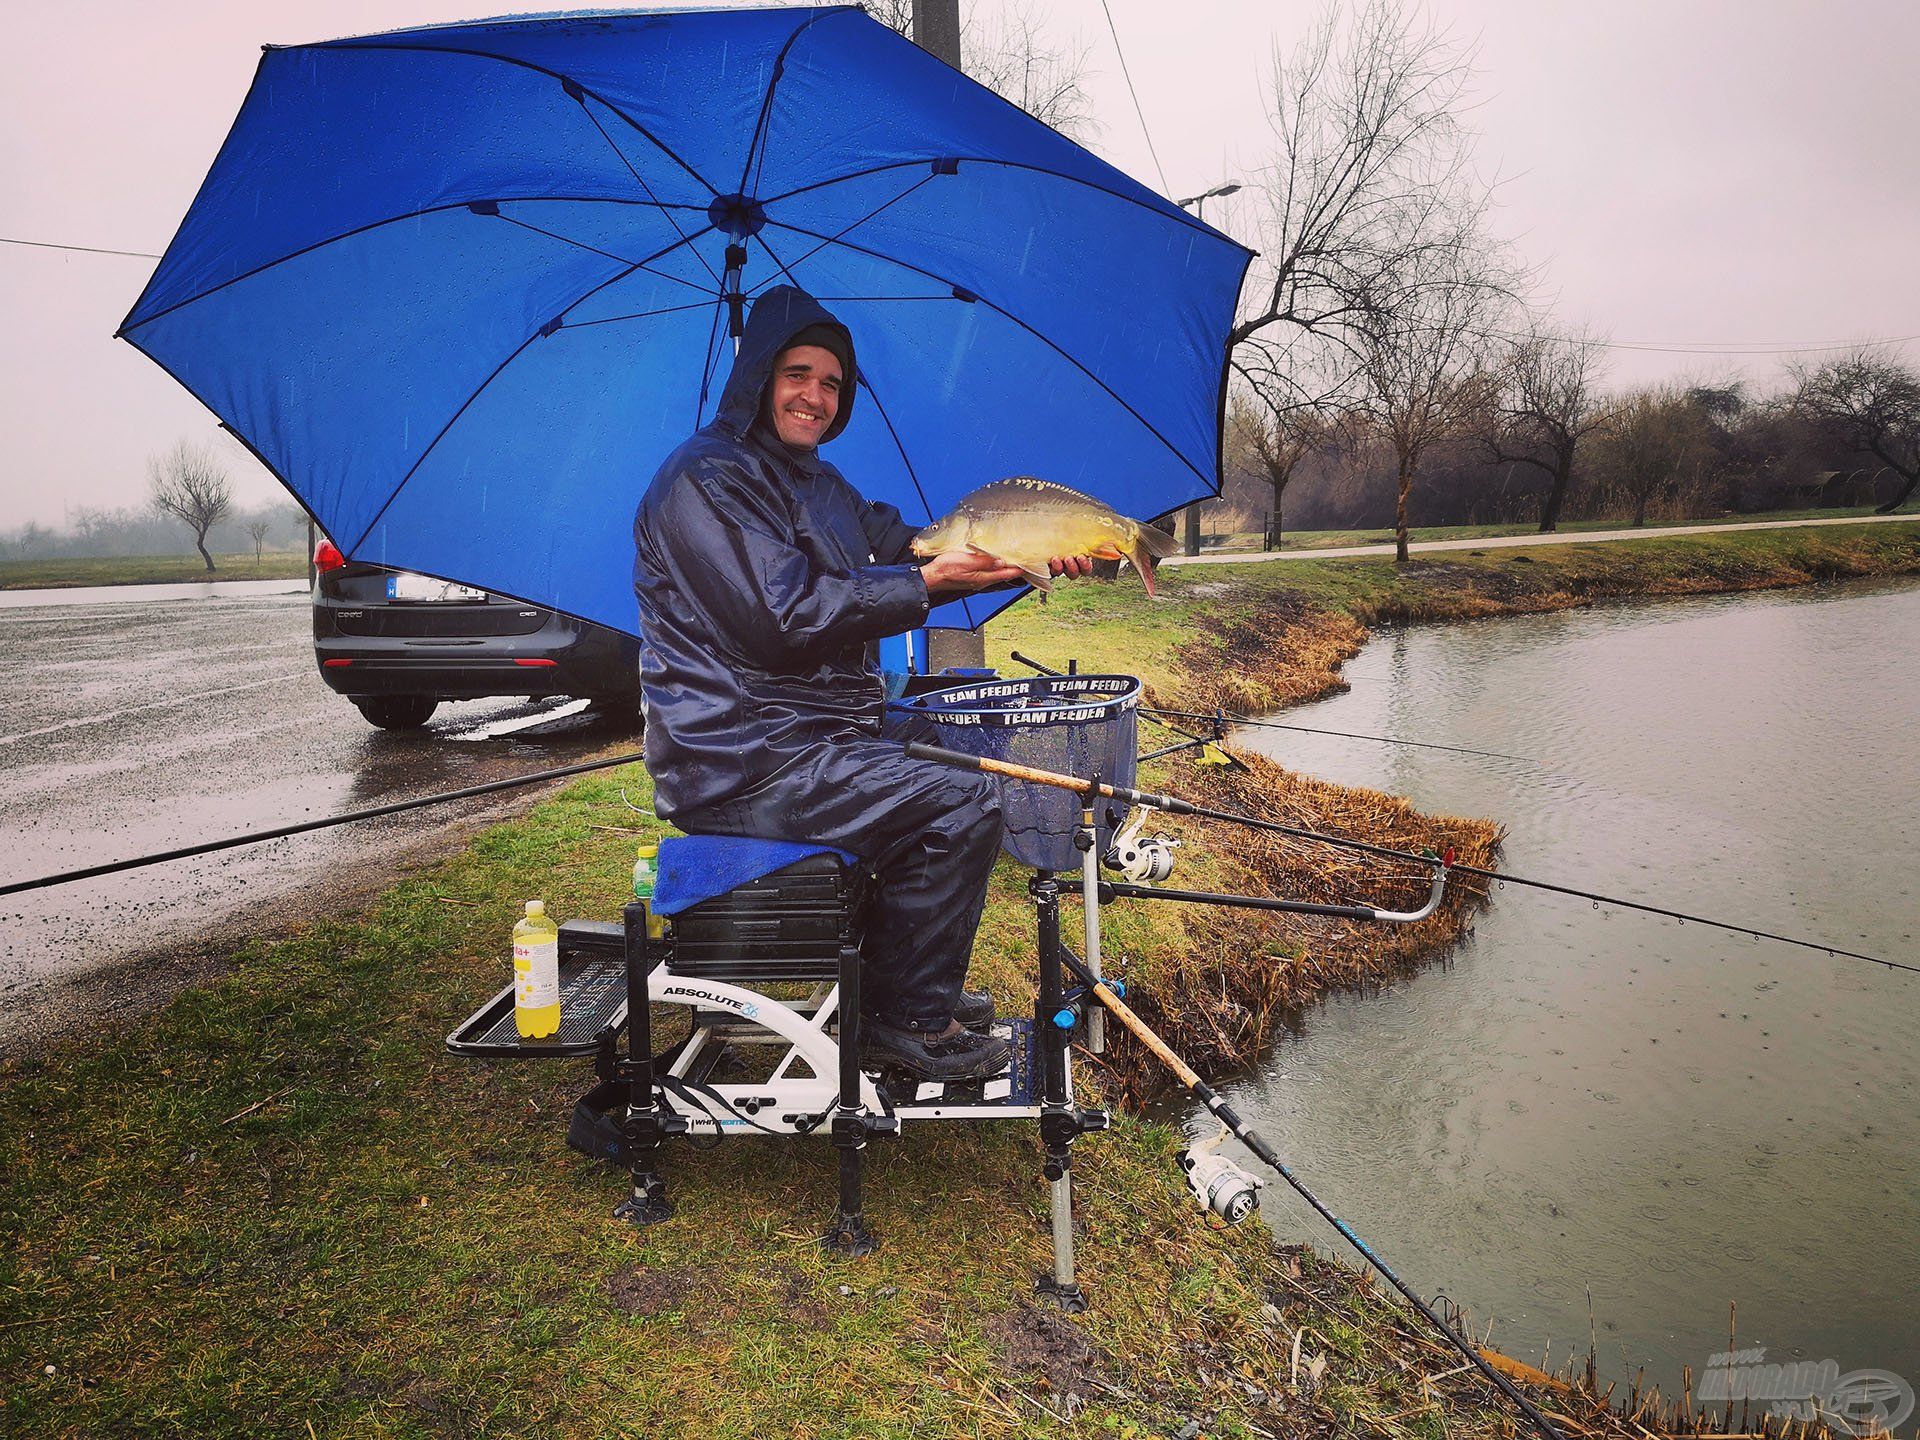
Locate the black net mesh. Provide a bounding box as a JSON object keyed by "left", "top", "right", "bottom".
{"left": 887, "top": 674, "right": 1141, "bottom": 871}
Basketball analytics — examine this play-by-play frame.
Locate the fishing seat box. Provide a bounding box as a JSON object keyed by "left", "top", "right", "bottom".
{"left": 665, "top": 851, "right": 871, "bottom": 985}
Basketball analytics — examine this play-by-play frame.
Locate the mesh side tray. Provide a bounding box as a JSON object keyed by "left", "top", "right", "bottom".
{"left": 446, "top": 921, "right": 629, "bottom": 1058}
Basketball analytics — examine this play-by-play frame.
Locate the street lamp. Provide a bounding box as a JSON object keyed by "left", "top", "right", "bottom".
{"left": 1174, "top": 181, "right": 1241, "bottom": 220}
{"left": 1174, "top": 182, "right": 1240, "bottom": 554}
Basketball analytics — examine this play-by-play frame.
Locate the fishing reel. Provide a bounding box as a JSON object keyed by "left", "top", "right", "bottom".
{"left": 1177, "top": 1135, "right": 1264, "bottom": 1224}
{"left": 1104, "top": 810, "right": 1180, "bottom": 883}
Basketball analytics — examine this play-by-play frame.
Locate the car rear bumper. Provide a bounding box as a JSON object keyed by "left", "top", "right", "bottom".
{"left": 313, "top": 618, "right": 638, "bottom": 702}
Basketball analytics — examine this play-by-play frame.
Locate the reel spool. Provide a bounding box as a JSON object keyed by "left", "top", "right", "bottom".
{"left": 1104, "top": 810, "right": 1179, "bottom": 883}
{"left": 1178, "top": 1143, "right": 1264, "bottom": 1224}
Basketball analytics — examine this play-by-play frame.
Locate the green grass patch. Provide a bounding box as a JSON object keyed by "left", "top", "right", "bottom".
{"left": 0, "top": 552, "right": 308, "bottom": 589}
{"left": 1192, "top": 502, "right": 1918, "bottom": 553}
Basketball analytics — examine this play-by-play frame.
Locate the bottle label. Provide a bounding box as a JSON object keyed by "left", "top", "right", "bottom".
{"left": 514, "top": 940, "right": 559, "bottom": 1009}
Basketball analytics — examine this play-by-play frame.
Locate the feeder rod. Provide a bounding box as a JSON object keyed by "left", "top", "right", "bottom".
{"left": 902, "top": 741, "right": 1415, "bottom": 865}
{"left": 1101, "top": 869, "right": 1447, "bottom": 924}
{"left": 1051, "top": 945, "right": 1566, "bottom": 1440}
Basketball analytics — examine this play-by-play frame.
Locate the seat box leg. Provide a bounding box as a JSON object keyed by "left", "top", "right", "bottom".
{"left": 821, "top": 940, "right": 886, "bottom": 1255}
{"left": 615, "top": 901, "right": 680, "bottom": 1226}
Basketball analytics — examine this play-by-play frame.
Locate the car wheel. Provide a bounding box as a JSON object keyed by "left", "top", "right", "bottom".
{"left": 353, "top": 696, "right": 438, "bottom": 730}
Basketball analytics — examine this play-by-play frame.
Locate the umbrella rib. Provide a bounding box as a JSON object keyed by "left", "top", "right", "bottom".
{"left": 565, "top": 299, "right": 722, "bottom": 331}
{"left": 570, "top": 94, "right": 722, "bottom": 287}
{"left": 744, "top": 171, "right": 939, "bottom": 301}
{"left": 497, "top": 213, "right": 720, "bottom": 298}
{"left": 762, "top": 219, "right": 1215, "bottom": 490}
{"left": 760, "top": 158, "right": 1251, "bottom": 254}
{"left": 118, "top": 197, "right": 713, "bottom": 338}
{"left": 343, "top": 258, "right": 649, "bottom": 556}
{"left": 694, "top": 294, "right": 730, "bottom": 428}
{"left": 320, "top": 41, "right": 722, "bottom": 200}
{"left": 736, "top": 7, "right": 849, "bottom": 199}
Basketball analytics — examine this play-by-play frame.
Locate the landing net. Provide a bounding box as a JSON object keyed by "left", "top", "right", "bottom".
{"left": 889, "top": 674, "right": 1140, "bottom": 871}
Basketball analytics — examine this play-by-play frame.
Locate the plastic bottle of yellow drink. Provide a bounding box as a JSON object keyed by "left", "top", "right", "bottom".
{"left": 632, "top": 843, "right": 667, "bottom": 940}
{"left": 513, "top": 900, "right": 561, "bottom": 1039}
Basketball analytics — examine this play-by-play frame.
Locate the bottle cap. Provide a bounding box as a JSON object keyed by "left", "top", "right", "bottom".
{"left": 525, "top": 900, "right": 545, "bottom": 916}
{"left": 636, "top": 843, "right": 659, "bottom": 859}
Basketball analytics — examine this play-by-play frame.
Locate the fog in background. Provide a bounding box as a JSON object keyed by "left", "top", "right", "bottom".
{"left": 2, "top": 0, "right": 1915, "bottom": 528}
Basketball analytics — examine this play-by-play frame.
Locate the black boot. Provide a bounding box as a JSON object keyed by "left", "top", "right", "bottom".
{"left": 861, "top": 1018, "right": 1011, "bottom": 1082}
{"left": 952, "top": 988, "right": 996, "bottom": 1032}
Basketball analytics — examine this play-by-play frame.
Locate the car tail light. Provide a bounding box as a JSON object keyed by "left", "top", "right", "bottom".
{"left": 314, "top": 539, "right": 346, "bottom": 572}
{"left": 514, "top": 658, "right": 558, "bottom": 667}
{"left": 322, "top": 658, "right": 352, "bottom": 668}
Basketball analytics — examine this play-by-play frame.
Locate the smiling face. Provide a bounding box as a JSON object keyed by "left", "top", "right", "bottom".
{"left": 763, "top": 343, "right": 843, "bottom": 449}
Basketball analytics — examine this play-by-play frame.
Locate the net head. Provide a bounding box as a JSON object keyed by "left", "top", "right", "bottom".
{"left": 888, "top": 675, "right": 1141, "bottom": 870}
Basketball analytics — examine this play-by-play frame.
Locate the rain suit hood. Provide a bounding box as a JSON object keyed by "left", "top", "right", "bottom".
{"left": 632, "top": 287, "right": 930, "bottom": 819}
{"left": 716, "top": 286, "right": 858, "bottom": 448}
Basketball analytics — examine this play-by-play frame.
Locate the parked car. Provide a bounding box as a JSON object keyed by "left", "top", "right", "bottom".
{"left": 311, "top": 540, "right": 641, "bottom": 729}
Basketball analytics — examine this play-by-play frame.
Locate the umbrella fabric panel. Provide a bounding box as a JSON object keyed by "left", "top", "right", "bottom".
{"left": 314, "top": 6, "right": 817, "bottom": 199}
{"left": 354, "top": 303, "right": 718, "bottom": 632}
{"left": 751, "top": 11, "right": 1158, "bottom": 221}
{"left": 125, "top": 44, "right": 708, "bottom": 330}
{"left": 126, "top": 210, "right": 633, "bottom": 553}
{"left": 749, "top": 168, "right": 1242, "bottom": 494}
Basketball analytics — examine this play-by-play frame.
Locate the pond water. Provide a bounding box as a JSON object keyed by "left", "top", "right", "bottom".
{"left": 1189, "top": 577, "right": 1920, "bottom": 1399}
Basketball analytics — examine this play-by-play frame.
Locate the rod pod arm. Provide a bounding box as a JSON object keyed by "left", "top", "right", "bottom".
{"left": 899, "top": 740, "right": 1452, "bottom": 916}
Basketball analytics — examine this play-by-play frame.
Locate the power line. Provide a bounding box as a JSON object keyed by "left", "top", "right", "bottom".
{"left": 6, "top": 229, "right": 1912, "bottom": 359}
{"left": 2, "top": 234, "right": 160, "bottom": 260}
{"left": 1560, "top": 331, "right": 1920, "bottom": 358}
{"left": 1098, "top": 0, "right": 1170, "bottom": 195}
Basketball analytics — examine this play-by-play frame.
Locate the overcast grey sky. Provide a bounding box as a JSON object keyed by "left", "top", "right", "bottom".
{"left": 2, "top": 0, "right": 1915, "bottom": 528}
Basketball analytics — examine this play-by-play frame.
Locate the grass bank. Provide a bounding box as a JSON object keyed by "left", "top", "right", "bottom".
{"left": 0, "top": 552, "right": 308, "bottom": 589}
{"left": 10, "top": 525, "right": 1910, "bottom": 1437}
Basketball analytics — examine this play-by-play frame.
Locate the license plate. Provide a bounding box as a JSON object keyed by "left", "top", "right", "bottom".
{"left": 387, "top": 573, "right": 488, "bottom": 603}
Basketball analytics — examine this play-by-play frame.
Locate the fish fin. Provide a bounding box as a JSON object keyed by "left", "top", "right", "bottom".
{"left": 1135, "top": 523, "right": 1181, "bottom": 559}
{"left": 967, "top": 542, "right": 1051, "bottom": 593}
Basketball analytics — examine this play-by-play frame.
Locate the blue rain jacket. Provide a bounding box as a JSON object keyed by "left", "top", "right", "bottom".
{"left": 634, "top": 287, "right": 932, "bottom": 818}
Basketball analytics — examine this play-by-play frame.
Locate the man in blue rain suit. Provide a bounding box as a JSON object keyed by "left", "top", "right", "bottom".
{"left": 634, "top": 286, "right": 1088, "bottom": 1082}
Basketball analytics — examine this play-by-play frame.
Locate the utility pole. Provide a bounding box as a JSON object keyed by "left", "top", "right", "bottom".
{"left": 1174, "top": 183, "right": 1241, "bottom": 556}
{"left": 913, "top": 0, "right": 982, "bottom": 672}
{"left": 912, "top": 0, "right": 962, "bottom": 67}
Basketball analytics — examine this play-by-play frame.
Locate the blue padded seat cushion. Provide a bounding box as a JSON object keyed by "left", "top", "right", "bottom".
{"left": 652, "top": 834, "right": 859, "bottom": 917}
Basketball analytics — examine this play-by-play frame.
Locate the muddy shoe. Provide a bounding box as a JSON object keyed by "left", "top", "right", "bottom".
{"left": 952, "top": 988, "right": 996, "bottom": 1032}
{"left": 861, "top": 1017, "right": 1011, "bottom": 1082}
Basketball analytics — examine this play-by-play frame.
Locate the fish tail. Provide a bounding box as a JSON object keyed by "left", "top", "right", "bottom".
{"left": 1128, "top": 522, "right": 1178, "bottom": 599}
{"left": 1129, "top": 535, "right": 1160, "bottom": 599}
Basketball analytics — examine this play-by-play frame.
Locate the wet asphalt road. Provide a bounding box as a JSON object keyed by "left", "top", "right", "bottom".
{"left": 0, "top": 582, "right": 642, "bottom": 1046}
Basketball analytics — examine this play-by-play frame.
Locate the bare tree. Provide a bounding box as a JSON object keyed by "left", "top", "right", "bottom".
{"left": 1481, "top": 326, "right": 1612, "bottom": 533}
{"left": 1356, "top": 250, "right": 1504, "bottom": 562}
{"left": 246, "top": 518, "right": 272, "bottom": 567}
{"left": 1231, "top": 393, "right": 1335, "bottom": 550}
{"left": 148, "top": 440, "right": 233, "bottom": 573}
{"left": 1597, "top": 386, "right": 1710, "bottom": 527}
{"left": 1226, "top": 0, "right": 1491, "bottom": 398}
{"left": 1790, "top": 349, "right": 1920, "bottom": 513}
{"left": 868, "top": 0, "right": 1097, "bottom": 140}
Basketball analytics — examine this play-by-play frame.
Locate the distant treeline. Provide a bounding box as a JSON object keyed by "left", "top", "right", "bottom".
{"left": 0, "top": 500, "right": 312, "bottom": 562}
{"left": 1202, "top": 375, "right": 1911, "bottom": 540}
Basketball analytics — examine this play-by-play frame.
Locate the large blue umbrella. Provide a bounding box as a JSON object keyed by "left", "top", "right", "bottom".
{"left": 119, "top": 5, "right": 1251, "bottom": 634}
